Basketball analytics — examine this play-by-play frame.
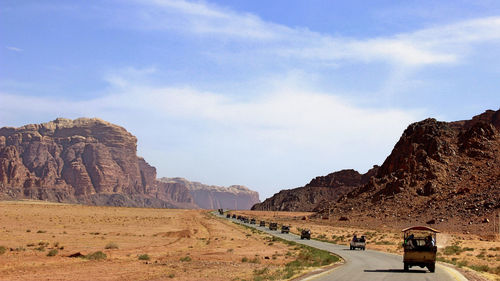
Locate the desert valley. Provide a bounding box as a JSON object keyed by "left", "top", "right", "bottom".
{"left": 0, "top": 109, "right": 499, "bottom": 280}
{"left": 2, "top": 2, "right": 500, "bottom": 280}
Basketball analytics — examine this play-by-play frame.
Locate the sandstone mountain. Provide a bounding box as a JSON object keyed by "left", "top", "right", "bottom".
{"left": 317, "top": 109, "right": 500, "bottom": 230}
{"left": 159, "top": 177, "right": 260, "bottom": 210}
{"left": 0, "top": 118, "right": 197, "bottom": 208}
{"left": 251, "top": 167, "right": 378, "bottom": 211}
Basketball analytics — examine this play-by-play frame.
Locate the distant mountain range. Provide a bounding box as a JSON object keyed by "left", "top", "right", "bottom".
{"left": 0, "top": 118, "right": 259, "bottom": 209}
{"left": 159, "top": 177, "right": 259, "bottom": 210}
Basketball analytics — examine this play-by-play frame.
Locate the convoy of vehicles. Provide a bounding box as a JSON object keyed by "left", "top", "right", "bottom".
{"left": 402, "top": 226, "right": 438, "bottom": 273}
{"left": 222, "top": 212, "right": 442, "bottom": 274}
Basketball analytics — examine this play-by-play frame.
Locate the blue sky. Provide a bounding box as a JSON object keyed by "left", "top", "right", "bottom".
{"left": 1, "top": 0, "right": 499, "bottom": 200}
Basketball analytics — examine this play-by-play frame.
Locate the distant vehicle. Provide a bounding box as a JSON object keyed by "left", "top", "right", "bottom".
{"left": 232, "top": 214, "right": 236, "bottom": 219}
{"left": 259, "top": 221, "right": 266, "bottom": 227}
{"left": 402, "top": 226, "right": 438, "bottom": 272}
{"left": 226, "top": 213, "right": 231, "bottom": 218}
{"left": 300, "top": 229, "right": 311, "bottom": 240}
{"left": 218, "top": 208, "right": 224, "bottom": 215}
{"left": 350, "top": 235, "right": 366, "bottom": 250}
{"left": 269, "top": 222, "right": 278, "bottom": 231}
{"left": 250, "top": 218, "right": 256, "bottom": 224}
{"left": 243, "top": 217, "right": 249, "bottom": 223}
{"left": 237, "top": 215, "right": 242, "bottom": 220}
{"left": 281, "top": 225, "right": 290, "bottom": 234}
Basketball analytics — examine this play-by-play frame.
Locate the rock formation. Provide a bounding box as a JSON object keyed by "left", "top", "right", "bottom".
{"left": 251, "top": 167, "right": 378, "bottom": 211}
{"left": 319, "top": 109, "right": 500, "bottom": 228}
{"left": 0, "top": 118, "right": 197, "bottom": 208}
{"left": 159, "top": 177, "right": 260, "bottom": 210}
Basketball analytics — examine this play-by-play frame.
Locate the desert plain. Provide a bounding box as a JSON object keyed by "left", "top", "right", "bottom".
{"left": 1, "top": 201, "right": 499, "bottom": 281}
{"left": 0, "top": 201, "right": 330, "bottom": 281}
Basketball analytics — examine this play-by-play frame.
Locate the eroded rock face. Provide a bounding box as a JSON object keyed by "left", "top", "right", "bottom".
{"left": 0, "top": 118, "right": 196, "bottom": 208}
{"left": 325, "top": 109, "right": 500, "bottom": 226}
{"left": 159, "top": 178, "right": 260, "bottom": 210}
{"left": 251, "top": 167, "right": 378, "bottom": 211}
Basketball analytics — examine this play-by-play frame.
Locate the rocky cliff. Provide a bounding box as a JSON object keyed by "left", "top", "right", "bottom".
{"left": 159, "top": 177, "right": 260, "bottom": 210}
{"left": 251, "top": 167, "right": 378, "bottom": 211}
{"left": 318, "top": 109, "right": 500, "bottom": 228}
{"left": 0, "top": 118, "right": 197, "bottom": 208}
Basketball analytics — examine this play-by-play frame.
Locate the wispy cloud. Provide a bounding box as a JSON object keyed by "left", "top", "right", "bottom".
{"left": 5, "top": 46, "right": 23, "bottom": 52}
{"left": 122, "top": 0, "right": 500, "bottom": 67}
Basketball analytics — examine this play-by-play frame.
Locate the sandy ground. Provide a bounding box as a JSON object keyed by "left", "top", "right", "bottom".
{"left": 236, "top": 210, "right": 500, "bottom": 280}
{"left": 0, "top": 202, "right": 301, "bottom": 281}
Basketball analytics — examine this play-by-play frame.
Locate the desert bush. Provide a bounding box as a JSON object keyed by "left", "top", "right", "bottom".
{"left": 26, "top": 229, "right": 31, "bottom": 233}
{"left": 85, "top": 251, "right": 107, "bottom": 260}
{"left": 180, "top": 256, "right": 191, "bottom": 262}
{"left": 241, "top": 257, "right": 249, "bottom": 262}
{"left": 0, "top": 246, "right": 6, "bottom": 255}
{"left": 375, "top": 240, "right": 395, "bottom": 245}
{"left": 249, "top": 257, "right": 261, "bottom": 264}
{"left": 469, "top": 264, "right": 489, "bottom": 272}
{"left": 105, "top": 242, "right": 119, "bottom": 249}
{"left": 443, "top": 245, "right": 464, "bottom": 255}
{"left": 35, "top": 246, "right": 46, "bottom": 251}
{"left": 168, "top": 273, "right": 175, "bottom": 278}
{"left": 14, "top": 246, "right": 26, "bottom": 252}
{"left": 47, "top": 249, "right": 58, "bottom": 257}
{"left": 138, "top": 254, "right": 150, "bottom": 261}
{"left": 37, "top": 230, "right": 46, "bottom": 234}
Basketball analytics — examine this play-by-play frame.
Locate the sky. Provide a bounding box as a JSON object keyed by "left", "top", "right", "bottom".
{"left": 1, "top": 0, "right": 499, "bottom": 200}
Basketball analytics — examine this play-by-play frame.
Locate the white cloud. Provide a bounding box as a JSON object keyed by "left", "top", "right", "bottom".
{"left": 6, "top": 46, "right": 23, "bottom": 52}
{"left": 125, "top": 0, "right": 500, "bottom": 67}
{"left": 0, "top": 71, "right": 421, "bottom": 151}
{"left": 0, "top": 68, "right": 425, "bottom": 199}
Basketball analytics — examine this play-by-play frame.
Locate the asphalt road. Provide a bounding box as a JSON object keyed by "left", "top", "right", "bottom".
{"left": 218, "top": 214, "right": 468, "bottom": 281}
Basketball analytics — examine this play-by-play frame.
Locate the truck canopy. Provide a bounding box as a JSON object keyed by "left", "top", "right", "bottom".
{"left": 402, "top": 226, "right": 440, "bottom": 233}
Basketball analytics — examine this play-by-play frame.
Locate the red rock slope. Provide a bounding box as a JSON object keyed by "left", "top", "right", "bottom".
{"left": 0, "top": 118, "right": 197, "bottom": 208}
{"left": 319, "top": 109, "right": 500, "bottom": 231}
{"left": 251, "top": 167, "right": 378, "bottom": 211}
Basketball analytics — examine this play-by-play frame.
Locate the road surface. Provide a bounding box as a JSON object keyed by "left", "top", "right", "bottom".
{"left": 218, "top": 214, "right": 468, "bottom": 281}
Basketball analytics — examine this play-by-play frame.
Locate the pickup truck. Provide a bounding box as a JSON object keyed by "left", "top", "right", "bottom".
{"left": 300, "top": 229, "right": 311, "bottom": 240}
{"left": 350, "top": 236, "right": 366, "bottom": 250}
{"left": 269, "top": 222, "right": 278, "bottom": 231}
{"left": 281, "top": 225, "right": 290, "bottom": 234}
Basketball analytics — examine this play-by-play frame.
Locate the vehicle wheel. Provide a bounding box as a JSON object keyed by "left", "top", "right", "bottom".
{"left": 362, "top": 247, "right": 365, "bottom": 251}
{"left": 404, "top": 263, "right": 409, "bottom": 271}
{"left": 350, "top": 246, "right": 352, "bottom": 250}
{"left": 428, "top": 263, "right": 435, "bottom": 273}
